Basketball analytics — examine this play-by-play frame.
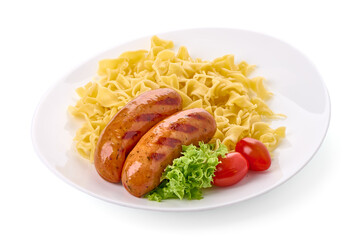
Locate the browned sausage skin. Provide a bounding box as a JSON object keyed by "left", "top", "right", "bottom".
{"left": 121, "top": 108, "right": 217, "bottom": 197}
{"left": 94, "top": 88, "right": 182, "bottom": 183}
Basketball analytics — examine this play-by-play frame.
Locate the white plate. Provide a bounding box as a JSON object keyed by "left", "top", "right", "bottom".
{"left": 32, "top": 28, "right": 330, "bottom": 211}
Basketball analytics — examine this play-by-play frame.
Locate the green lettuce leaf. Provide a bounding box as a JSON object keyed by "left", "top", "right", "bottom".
{"left": 146, "top": 142, "right": 228, "bottom": 201}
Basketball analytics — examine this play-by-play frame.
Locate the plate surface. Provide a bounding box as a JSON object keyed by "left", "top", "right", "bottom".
{"left": 32, "top": 28, "right": 330, "bottom": 211}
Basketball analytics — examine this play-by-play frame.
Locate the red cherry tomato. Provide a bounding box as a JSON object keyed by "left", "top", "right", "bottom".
{"left": 235, "top": 137, "right": 271, "bottom": 171}
{"left": 213, "top": 152, "right": 249, "bottom": 187}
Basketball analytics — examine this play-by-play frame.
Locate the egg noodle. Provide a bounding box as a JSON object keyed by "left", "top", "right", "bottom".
{"left": 69, "top": 36, "right": 286, "bottom": 162}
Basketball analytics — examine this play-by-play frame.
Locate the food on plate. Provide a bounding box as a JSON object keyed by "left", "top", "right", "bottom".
{"left": 235, "top": 137, "right": 272, "bottom": 171}
{"left": 146, "top": 142, "right": 228, "bottom": 201}
{"left": 94, "top": 88, "right": 182, "bottom": 183}
{"left": 213, "top": 152, "right": 249, "bottom": 187}
{"left": 69, "top": 36, "right": 285, "bottom": 163}
{"left": 68, "top": 36, "right": 286, "bottom": 201}
{"left": 121, "top": 108, "right": 217, "bottom": 197}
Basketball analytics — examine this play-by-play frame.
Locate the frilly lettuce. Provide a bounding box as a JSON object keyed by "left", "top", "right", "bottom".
{"left": 146, "top": 142, "right": 228, "bottom": 201}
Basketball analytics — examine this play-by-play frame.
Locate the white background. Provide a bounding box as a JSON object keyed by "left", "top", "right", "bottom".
{"left": 1, "top": 0, "right": 359, "bottom": 239}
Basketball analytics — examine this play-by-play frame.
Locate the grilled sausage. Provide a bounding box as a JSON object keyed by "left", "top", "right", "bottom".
{"left": 121, "top": 108, "right": 216, "bottom": 197}
{"left": 94, "top": 88, "right": 182, "bottom": 183}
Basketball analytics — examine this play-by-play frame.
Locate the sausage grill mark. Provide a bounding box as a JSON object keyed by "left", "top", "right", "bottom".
{"left": 135, "top": 113, "right": 163, "bottom": 122}
{"left": 156, "top": 97, "right": 180, "bottom": 106}
{"left": 187, "top": 113, "right": 206, "bottom": 120}
{"left": 169, "top": 123, "right": 198, "bottom": 133}
{"left": 150, "top": 153, "right": 166, "bottom": 161}
{"left": 157, "top": 137, "right": 182, "bottom": 147}
{"left": 122, "top": 131, "right": 141, "bottom": 140}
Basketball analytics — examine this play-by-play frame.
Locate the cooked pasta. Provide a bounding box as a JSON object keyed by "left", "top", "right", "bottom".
{"left": 69, "top": 36, "right": 286, "bottom": 162}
